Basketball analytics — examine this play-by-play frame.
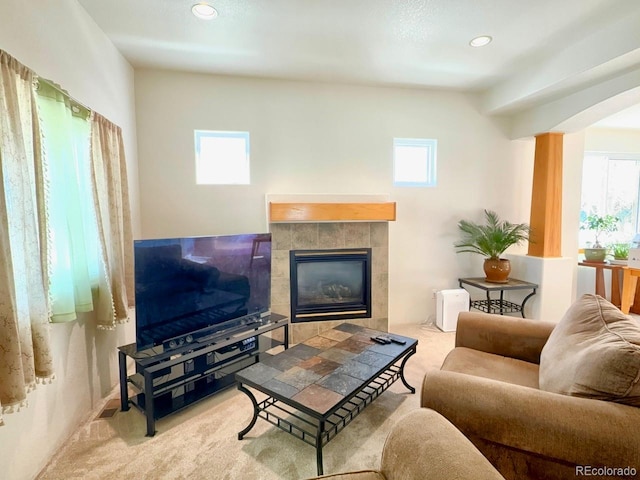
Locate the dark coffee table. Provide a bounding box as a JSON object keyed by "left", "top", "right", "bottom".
{"left": 235, "top": 323, "right": 418, "bottom": 475}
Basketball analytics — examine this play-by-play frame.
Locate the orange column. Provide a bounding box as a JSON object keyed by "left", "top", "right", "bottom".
{"left": 528, "top": 132, "right": 564, "bottom": 258}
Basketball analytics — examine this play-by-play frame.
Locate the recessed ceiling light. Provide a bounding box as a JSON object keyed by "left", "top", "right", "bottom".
{"left": 192, "top": 3, "right": 218, "bottom": 20}
{"left": 469, "top": 35, "right": 492, "bottom": 47}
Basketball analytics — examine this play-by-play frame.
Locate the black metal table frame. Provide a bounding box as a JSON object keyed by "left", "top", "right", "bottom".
{"left": 236, "top": 345, "right": 417, "bottom": 476}
{"left": 458, "top": 278, "right": 537, "bottom": 318}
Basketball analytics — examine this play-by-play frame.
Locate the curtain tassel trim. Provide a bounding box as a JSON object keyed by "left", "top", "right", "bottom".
{"left": 36, "top": 373, "right": 56, "bottom": 385}
{"left": 96, "top": 317, "right": 128, "bottom": 331}
{"left": 0, "top": 375, "right": 55, "bottom": 424}
{"left": 33, "top": 79, "right": 56, "bottom": 321}
{"left": 2, "top": 399, "right": 29, "bottom": 415}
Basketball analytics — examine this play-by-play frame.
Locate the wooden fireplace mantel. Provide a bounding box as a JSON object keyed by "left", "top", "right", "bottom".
{"left": 269, "top": 202, "right": 396, "bottom": 223}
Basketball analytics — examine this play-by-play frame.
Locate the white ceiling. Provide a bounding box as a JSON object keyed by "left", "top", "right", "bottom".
{"left": 78, "top": 0, "right": 640, "bottom": 128}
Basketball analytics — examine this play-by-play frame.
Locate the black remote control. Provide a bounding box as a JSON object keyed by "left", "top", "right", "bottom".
{"left": 370, "top": 336, "right": 390, "bottom": 344}
{"left": 378, "top": 335, "right": 406, "bottom": 345}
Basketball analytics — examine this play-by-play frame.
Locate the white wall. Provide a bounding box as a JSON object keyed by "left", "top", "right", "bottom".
{"left": 0, "top": 1, "right": 139, "bottom": 479}
{"left": 563, "top": 131, "right": 587, "bottom": 298}
{"left": 135, "top": 69, "right": 535, "bottom": 325}
{"left": 584, "top": 127, "right": 640, "bottom": 153}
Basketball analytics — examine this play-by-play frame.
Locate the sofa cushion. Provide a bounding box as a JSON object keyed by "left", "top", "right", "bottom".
{"left": 442, "top": 347, "right": 539, "bottom": 389}
{"left": 539, "top": 294, "right": 640, "bottom": 406}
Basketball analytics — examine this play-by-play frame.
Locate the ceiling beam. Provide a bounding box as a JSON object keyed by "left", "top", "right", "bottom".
{"left": 482, "top": 8, "right": 640, "bottom": 116}
{"left": 508, "top": 65, "right": 640, "bottom": 139}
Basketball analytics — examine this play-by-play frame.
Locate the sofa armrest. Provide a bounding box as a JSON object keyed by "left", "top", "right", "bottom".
{"left": 455, "top": 312, "right": 555, "bottom": 364}
{"left": 421, "top": 369, "right": 640, "bottom": 468}
{"left": 305, "top": 409, "right": 504, "bottom": 480}
{"left": 381, "top": 409, "right": 505, "bottom": 480}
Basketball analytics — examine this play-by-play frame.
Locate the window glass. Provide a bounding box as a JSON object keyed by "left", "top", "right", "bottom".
{"left": 37, "top": 87, "right": 99, "bottom": 322}
{"left": 393, "top": 138, "right": 437, "bottom": 187}
{"left": 194, "top": 130, "right": 250, "bottom": 185}
{"left": 580, "top": 152, "right": 640, "bottom": 246}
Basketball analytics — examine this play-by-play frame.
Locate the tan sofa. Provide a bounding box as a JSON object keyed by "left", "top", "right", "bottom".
{"left": 421, "top": 295, "right": 640, "bottom": 480}
{"left": 306, "top": 408, "right": 505, "bottom": 480}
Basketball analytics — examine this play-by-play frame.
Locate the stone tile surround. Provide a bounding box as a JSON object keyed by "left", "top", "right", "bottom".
{"left": 270, "top": 221, "right": 389, "bottom": 344}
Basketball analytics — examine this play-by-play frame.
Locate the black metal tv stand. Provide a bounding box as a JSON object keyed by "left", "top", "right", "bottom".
{"left": 118, "top": 313, "right": 289, "bottom": 436}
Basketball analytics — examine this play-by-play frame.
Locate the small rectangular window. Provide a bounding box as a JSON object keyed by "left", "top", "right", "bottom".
{"left": 393, "top": 138, "right": 437, "bottom": 187}
{"left": 194, "top": 130, "right": 250, "bottom": 185}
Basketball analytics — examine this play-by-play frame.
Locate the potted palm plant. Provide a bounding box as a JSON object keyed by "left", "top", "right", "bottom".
{"left": 454, "top": 209, "right": 531, "bottom": 283}
{"left": 580, "top": 213, "right": 618, "bottom": 262}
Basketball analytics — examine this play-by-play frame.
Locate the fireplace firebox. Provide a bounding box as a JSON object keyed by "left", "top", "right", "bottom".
{"left": 289, "top": 248, "right": 372, "bottom": 323}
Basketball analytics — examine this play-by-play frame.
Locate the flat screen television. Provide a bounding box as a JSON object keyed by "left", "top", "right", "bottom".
{"left": 134, "top": 233, "right": 271, "bottom": 350}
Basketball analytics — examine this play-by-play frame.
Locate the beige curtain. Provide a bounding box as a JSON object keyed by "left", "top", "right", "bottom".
{"left": 90, "top": 113, "right": 134, "bottom": 329}
{"left": 0, "top": 51, "right": 54, "bottom": 424}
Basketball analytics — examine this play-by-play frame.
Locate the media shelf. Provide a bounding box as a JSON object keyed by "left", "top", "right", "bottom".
{"left": 118, "top": 313, "right": 289, "bottom": 436}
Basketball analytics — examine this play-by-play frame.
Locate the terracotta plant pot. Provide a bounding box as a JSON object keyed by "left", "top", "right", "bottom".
{"left": 483, "top": 258, "right": 511, "bottom": 283}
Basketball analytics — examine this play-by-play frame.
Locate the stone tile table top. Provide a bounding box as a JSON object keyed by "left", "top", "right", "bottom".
{"left": 235, "top": 323, "right": 418, "bottom": 476}
{"left": 236, "top": 323, "right": 417, "bottom": 415}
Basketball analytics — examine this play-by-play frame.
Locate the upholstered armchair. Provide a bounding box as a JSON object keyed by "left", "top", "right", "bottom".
{"left": 306, "top": 408, "right": 505, "bottom": 480}
{"left": 421, "top": 294, "right": 640, "bottom": 480}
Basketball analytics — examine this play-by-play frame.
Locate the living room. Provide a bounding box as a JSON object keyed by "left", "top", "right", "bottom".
{"left": 1, "top": 1, "right": 640, "bottom": 479}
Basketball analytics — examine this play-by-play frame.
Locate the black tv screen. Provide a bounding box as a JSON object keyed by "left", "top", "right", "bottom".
{"left": 134, "top": 233, "right": 271, "bottom": 350}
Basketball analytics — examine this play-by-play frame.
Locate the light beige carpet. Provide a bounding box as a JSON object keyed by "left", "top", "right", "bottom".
{"left": 37, "top": 324, "right": 455, "bottom": 480}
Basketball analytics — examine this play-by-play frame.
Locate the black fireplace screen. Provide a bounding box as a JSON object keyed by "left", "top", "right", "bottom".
{"left": 290, "top": 248, "right": 372, "bottom": 323}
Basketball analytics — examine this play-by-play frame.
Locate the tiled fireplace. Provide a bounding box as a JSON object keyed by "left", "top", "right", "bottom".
{"left": 289, "top": 247, "right": 372, "bottom": 323}
{"left": 270, "top": 221, "right": 389, "bottom": 344}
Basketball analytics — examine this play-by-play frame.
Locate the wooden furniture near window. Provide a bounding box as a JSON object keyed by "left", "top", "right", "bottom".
{"left": 578, "top": 261, "right": 625, "bottom": 308}
{"left": 621, "top": 267, "right": 640, "bottom": 314}
{"left": 581, "top": 262, "right": 640, "bottom": 314}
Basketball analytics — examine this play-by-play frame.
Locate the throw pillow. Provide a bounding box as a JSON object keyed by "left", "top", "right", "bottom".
{"left": 539, "top": 293, "right": 640, "bottom": 406}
